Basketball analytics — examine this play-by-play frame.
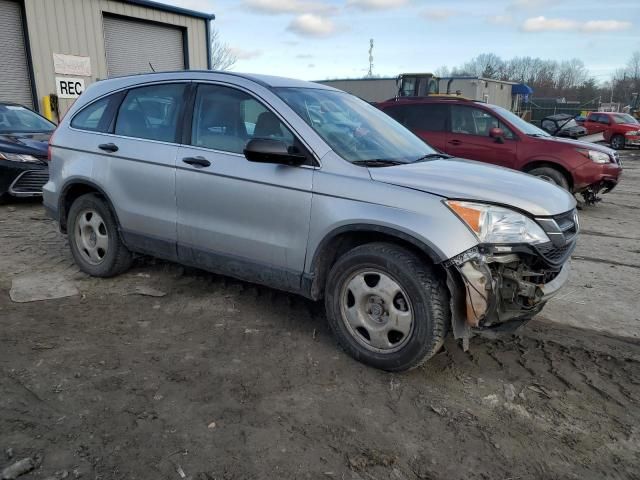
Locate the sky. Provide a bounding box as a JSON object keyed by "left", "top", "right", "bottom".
{"left": 156, "top": 0, "right": 640, "bottom": 82}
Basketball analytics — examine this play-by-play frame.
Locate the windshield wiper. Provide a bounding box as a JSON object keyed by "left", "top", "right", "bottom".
{"left": 414, "top": 153, "right": 452, "bottom": 162}
{"left": 352, "top": 159, "right": 405, "bottom": 167}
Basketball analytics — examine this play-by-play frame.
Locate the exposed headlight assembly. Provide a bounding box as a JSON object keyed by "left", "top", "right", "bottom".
{"left": 446, "top": 200, "right": 550, "bottom": 245}
{"left": 577, "top": 149, "right": 610, "bottom": 164}
{"left": 0, "top": 152, "right": 40, "bottom": 163}
{"left": 625, "top": 130, "right": 639, "bottom": 136}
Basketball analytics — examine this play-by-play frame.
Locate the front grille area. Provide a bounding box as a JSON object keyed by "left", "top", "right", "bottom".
{"left": 553, "top": 209, "right": 579, "bottom": 243}
{"left": 535, "top": 241, "right": 576, "bottom": 265}
{"left": 9, "top": 170, "right": 49, "bottom": 196}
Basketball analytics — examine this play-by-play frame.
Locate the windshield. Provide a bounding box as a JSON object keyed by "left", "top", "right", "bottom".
{"left": 275, "top": 87, "right": 437, "bottom": 163}
{"left": 0, "top": 104, "right": 55, "bottom": 133}
{"left": 611, "top": 113, "right": 638, "bottom": 125}
{"left": 485, "top": 104, "right": 551, "bottom": 137}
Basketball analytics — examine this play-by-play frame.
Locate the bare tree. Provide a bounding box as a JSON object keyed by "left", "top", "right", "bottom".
{"left": 210, "top": 27, "right": 237, "bottom": 71}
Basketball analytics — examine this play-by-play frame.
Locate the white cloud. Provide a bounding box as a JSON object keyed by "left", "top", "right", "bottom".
{"left": 422, "top": 8, "right": 455, "bottom": 21}
{"left": 243, "top": 0, "right": 334, "bottom": 14}
{"left": 521, "top": 16, "right": 633, "bottom": 33}
{"left": 581, "top": 20, "right": 632, "bottom": 33}
{"left": 521, "top": 16, "right": 577, "bottom": 32}
{"left": 347, "top": 0, "right": 409, "bottom": 11}
{"left": 295, "top": 53, "right": 314, "bottom": 59}
{"left": 509, "top": 0, "right": 554, "bottom": 9}
{"left": 487, "top": 14, "right": 513, "bottom": 25}
{"left": 229, "top": 47, "right": 263, "bottom": 60}
{"left": 287, "top": 14, "right": 335, "bottom": 37}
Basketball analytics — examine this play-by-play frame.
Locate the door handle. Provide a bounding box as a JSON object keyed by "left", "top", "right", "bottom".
{"left": 98, "top": 143, "right": 119, "bottom": 152}
{"left": 182, "top": 156, "right": 211, "bottom": 168}
{"left": 448, "top": 140, "right": 462, "bottom": 146}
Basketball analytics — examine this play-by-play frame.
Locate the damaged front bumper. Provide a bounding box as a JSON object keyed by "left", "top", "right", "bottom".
{"left": 445, "top": 244, "right": 573, "bottom": 347}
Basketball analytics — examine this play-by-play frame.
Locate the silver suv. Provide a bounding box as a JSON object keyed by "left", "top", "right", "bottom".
{"left": 44, "top": 71, "right": 577, "bottom": 371}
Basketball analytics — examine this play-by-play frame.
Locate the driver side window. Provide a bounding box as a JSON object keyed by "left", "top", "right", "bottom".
{"left": 191, "top": 84, "right": 295, "bottom": 155}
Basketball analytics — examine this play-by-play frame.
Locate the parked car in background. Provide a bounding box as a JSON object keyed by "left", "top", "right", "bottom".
{"left": 0, "top": 102, "right": 54, "bottom": 202}
{"left": 541, "top": 113, "right": 587, "bottom": 138}
{"left": 378, "top": 97, "right": 622, "bottom": 203}
{"left": 581, "top": 112, "right": 640, "bottom": 149}
{"left": 44, "top": 71, "right": 577, "bottom": 371}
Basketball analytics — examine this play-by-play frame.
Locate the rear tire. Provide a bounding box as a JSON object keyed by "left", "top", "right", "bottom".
{"left": 528, "top": 167, "right": 570, "bottom": 191}
{"left": 610, "top": 134, "right": 625, "bottom": 150}
{"left": 324, "top": 242, "right": 449, "bottom": 372}
{"left": 67, "top": 193, "right": 132, "bottom": 277}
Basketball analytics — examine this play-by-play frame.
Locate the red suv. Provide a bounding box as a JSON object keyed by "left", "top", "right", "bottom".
{"left": 378, "top": 97, "right": 622, "bottom": 201}
{"left": 580, "top": 112, "right": 640, "bottom": 150}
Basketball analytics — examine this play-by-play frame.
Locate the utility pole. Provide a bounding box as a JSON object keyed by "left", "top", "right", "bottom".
{"left": 367, "top": 39, "right": 374, "bottom": 78}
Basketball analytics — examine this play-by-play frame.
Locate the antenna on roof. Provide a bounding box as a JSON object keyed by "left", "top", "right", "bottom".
{"left": 367, "top": 39, "right": 374, "bottom": 78}
{"left": 149, "top": 62, "right": 156, "bottom": 73}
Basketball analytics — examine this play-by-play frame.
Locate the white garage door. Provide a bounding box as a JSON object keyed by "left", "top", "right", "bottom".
{"left": 103, "top": 15, "right": 185, "bottom": 78}
{"left": 0, "top": 0, "right": 33, "bottom": 108}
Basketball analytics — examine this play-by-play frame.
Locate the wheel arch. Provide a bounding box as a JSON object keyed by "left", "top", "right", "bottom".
{"left": 305, "top": 224, "right": 447, "bottom": 300}
{"left": 58, "top": 179, "right": 121, "bottom": 234}
{"left": 522, "top": 160, "right": 574, "bottom": 190}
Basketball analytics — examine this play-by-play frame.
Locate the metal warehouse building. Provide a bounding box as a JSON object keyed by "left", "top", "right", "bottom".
{"left": 0, "top": 0, "right": 214, "bottom": 118}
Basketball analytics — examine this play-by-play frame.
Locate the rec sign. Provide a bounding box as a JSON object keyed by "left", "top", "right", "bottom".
{"left": 55, "top": 77, "right": 85, "bottom": 98}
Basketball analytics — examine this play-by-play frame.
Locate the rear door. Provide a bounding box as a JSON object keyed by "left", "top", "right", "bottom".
{"left": 93, "top": 82, "right": 187, "bottom": 259}
{"left": 383, "top": 103, "right": 449, "bottom": 151}
{"left": 445, "top": 105, "right": 518, "bottom": 168}
{"left": 175, "top": 82, "right": 313, "bottom": 291}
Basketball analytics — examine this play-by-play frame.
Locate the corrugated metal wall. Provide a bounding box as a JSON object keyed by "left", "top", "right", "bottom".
{"left": 23, "top": 0, "right": 209, "bottom": 114}
{"left": 0, "top": 0, "right": 33, "bottom": 108}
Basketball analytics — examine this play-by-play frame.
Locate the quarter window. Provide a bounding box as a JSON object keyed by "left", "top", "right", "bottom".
{"left": 115, "top": 83, "right": 186, "bottom": 142}
{"left": 191, "top": 84, "right": 295, "bottom": 155}
{"left": 450, "top": 105, "right": 514, "bottom": 139}
{"left": 71, "top": 96, "right": 113, "bottom": 132}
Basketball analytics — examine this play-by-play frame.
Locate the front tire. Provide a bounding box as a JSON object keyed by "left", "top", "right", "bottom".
{"left": 324, "top": 242, "right": 449, "bottom": 371}
{"left": 67, "top": 193, "right": 132, "bottom": 277}
{"left": 610, "top": 134, "right": 625, "bottom": 150}
{"left": 528, "top": 167, "right": 570, "bottom": 191}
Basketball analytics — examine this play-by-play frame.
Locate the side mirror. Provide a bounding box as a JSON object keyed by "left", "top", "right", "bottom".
{"left": 244, "top": 138, "right": 307, "bottom": 166}
{"left": 489, "top": 127, "right": 505, "bottom": 143}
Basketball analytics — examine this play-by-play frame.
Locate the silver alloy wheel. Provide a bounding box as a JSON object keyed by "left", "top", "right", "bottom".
{"left": 340, "top": 269, "right": 414, "bottom": 353}
{"left": 74, "top": 209, "right": 109, "bottom": 265}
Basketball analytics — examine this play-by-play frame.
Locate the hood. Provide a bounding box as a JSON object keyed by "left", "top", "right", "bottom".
{"left": 534, "top": 134, "right": 615, "bottom": 154}
{"left": 616, "top": 123, "right": 640, "bottom": 131}
{"left": 0, "top": 132, "right": 51, "bottom": 156}
{"left": 369, "top": 158, "right": 576, "bottom": 217}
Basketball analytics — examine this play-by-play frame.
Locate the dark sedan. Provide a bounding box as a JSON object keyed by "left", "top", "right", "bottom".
{"left": 0, "top": 102, "right": 55, "bottom": 202}
{"left": 540, "top": 113, "right": 587, "bottom": 139}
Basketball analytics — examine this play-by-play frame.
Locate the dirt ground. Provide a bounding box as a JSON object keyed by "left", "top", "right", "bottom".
{"left": 1, "top": 150, "right": 639, "bottom": 480}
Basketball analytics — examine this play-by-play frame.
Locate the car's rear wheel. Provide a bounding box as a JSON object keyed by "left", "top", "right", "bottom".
{"left": 528, "top": 167, "right": 570, "bottom": 191}
{"left": 610, "top": 134, "right": 625, "bottom": 150}
{"left": 324, "top": 242, "right": 449, "bottom": 371}
{"left": 67, "top": 193, "right": 132, "bottom": 277}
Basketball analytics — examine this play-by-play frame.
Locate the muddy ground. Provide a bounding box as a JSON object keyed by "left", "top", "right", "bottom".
{"left": 1, "top": 150, "right": 639, "bottom": 480}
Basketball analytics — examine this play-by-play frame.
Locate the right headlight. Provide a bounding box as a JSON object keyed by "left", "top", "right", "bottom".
{"left": 577, "top": 149, "right": 610, "bottom": 164}
{"left": 446, "top": 200, "right": 550, "bottom": 245}
{"left": 0, "top": 151, "right": 40, "bottom": 163}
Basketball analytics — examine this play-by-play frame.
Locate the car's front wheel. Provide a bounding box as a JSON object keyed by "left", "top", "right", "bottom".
{"left": 67, "top": 193, "right": 132, "bottom": 277}
{"left": 528, "top": 166, "right": 570, "bottom": 191}
{"left": 610, "top": 134, "right": 625, "bottom": 150}
{"left": 324, "top": 242, "right": 449, "bottom": 371}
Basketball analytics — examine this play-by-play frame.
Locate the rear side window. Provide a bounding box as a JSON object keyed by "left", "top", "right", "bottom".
{"left": 71, "top": 96, "right": 113, "bottom": 132}
{"left": 384, "top": 104, "right": 448, "bottom": 132}
{"left": 115, "top": 83, "right": 186, "bottom": 142}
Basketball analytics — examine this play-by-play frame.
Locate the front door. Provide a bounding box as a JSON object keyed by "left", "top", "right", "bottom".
{"left": 445, "top": 105, "right": 518, "bottom": 169}
{"left": 175, "top": 83, "right": 314, "bottom": 292}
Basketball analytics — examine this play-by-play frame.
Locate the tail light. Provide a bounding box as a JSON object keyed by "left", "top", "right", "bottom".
{"left": 47, "top": 124, "right": 60, "bottom": 162}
